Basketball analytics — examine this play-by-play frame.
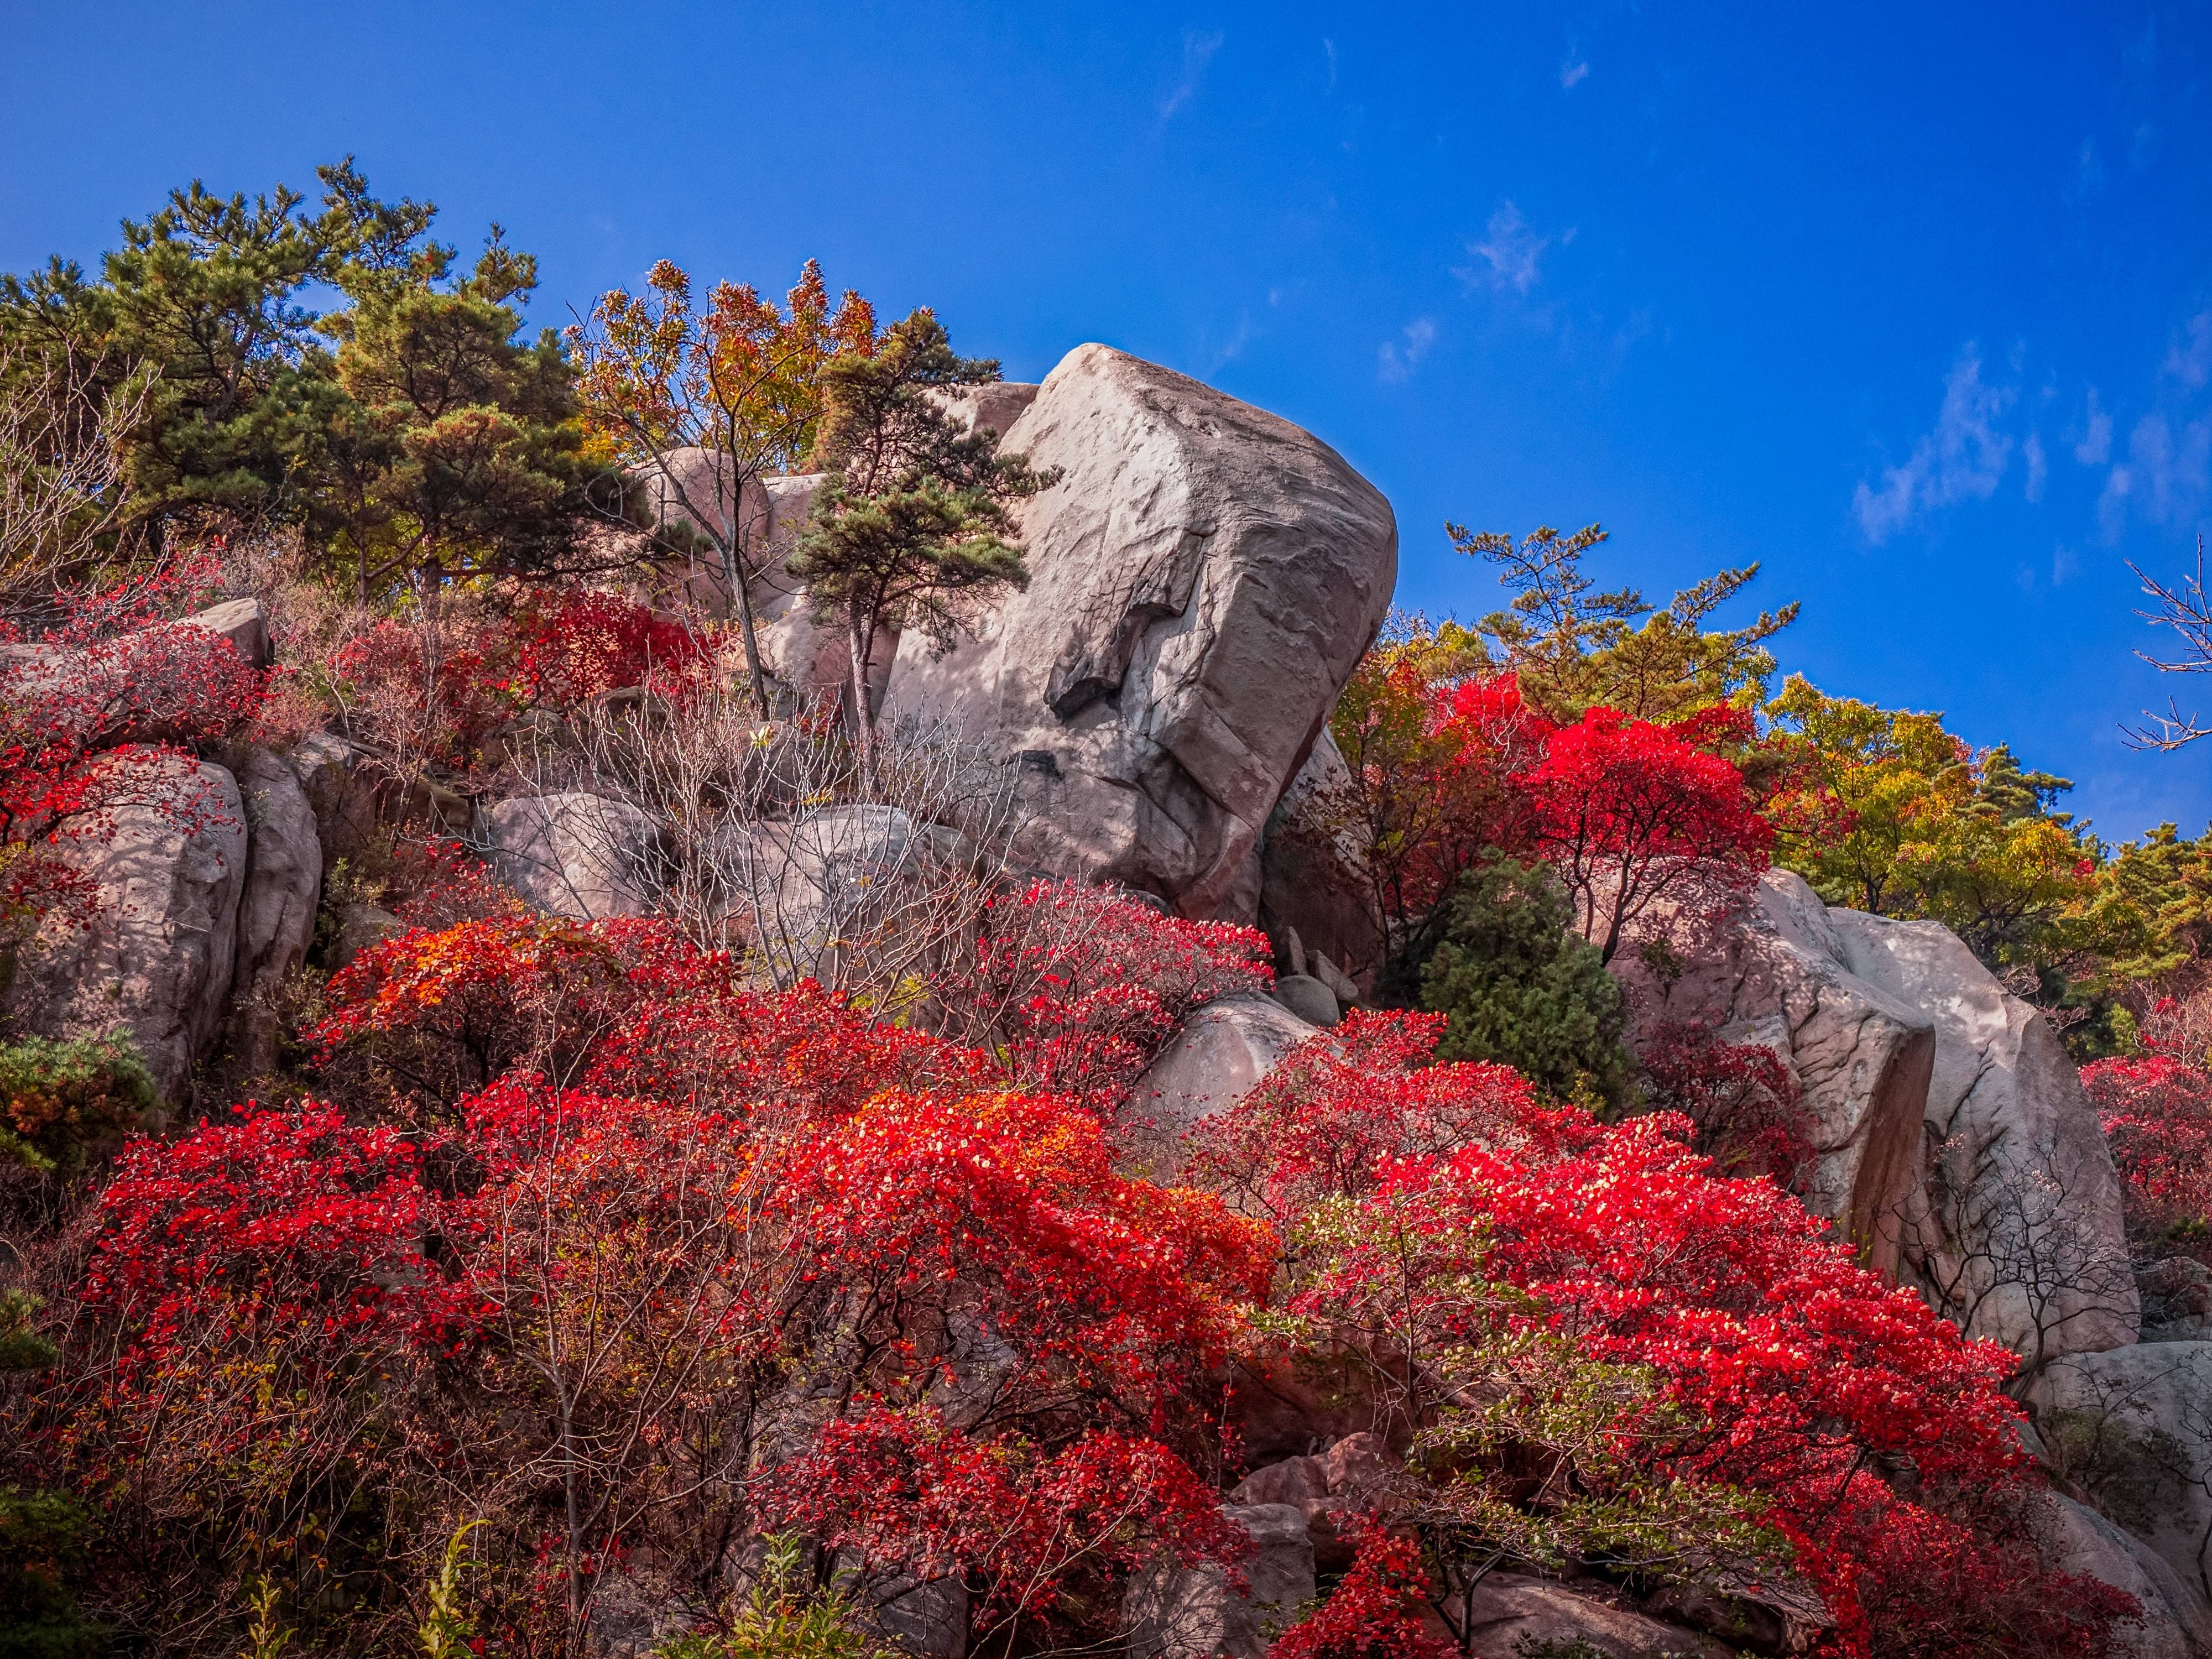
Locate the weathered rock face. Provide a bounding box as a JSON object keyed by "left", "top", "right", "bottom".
{"left": 1258, "top": 731, "right": 1386, "bottom": 985}
{"left": 643, "top": 458, "right": 867, "bottom": 711}
{"left": 2, "top": 752, "right": 246, "bottom": 1099}
{"left": 1229, "top": 1432, "right": 1392, "bottom": 1573}
{"left": 886, "top": 344, "right": 1397, "bottom": 921}
{"left": 2033, "top": 1343, "right": 2212, "bottom": 1647}
{"left": 2024, "top": 1489, "right": 2196, "bottom": 1659}
{"left": 1125, "top": 1503, "right": 1314, "bottom": 1659}
{"left": 1616, "top": 870, "right": 2137, "bottom": 1360}
{"left": 1614, "top": 872, "right": 1932, "bottom": 1270}
{"left": 1120, "top": 992, "right": 1318, "bottom": 1171}
{"left": 228, "top": 747, "right": 322, "bottom": 1075}
{"left": 180, "top": 596, "right": 272, "bottom": 669}
{"left": 1452, "top": 1574, "right": 1734, "bottom": 1659}
{"left": 484, "top": 793, "right": 659, "bottom": 920}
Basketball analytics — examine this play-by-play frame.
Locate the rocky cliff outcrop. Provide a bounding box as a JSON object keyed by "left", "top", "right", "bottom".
{"left": 2032, "top": 1343, "right": 2212, "bottom": 1651}
{"left": 2, "top": 750, "right": 247, "bottom": 1100}
{"left": 228, "top": 746, "right": 323, "bottom": 1076}
{"left": 1615, "top": 869, "right": 2137, "bottom": 1361}
{"left": 886, "top": 344, "right": 1397, "bottom": 920}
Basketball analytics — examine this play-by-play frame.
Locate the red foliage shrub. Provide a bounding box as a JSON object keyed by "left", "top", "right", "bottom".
{"left": 779, "top": 1087, "right": 1270, "bottom": 1395}
{"left": 2083, "top": 1052, "right": 2212, "bottom": 1262}
{"left": 82, "top": 1103, "right": 479, "bottom": 1372}
{"left": 309, "top": 912, "right": 648, "bottom": 1105}
{"left": 1, "top": 572, "right": 267, "bottom": 933}
{"left": 1191, "top": 1016, "right": 2122, "bottom": 1659}
{"left": 330, "top": 615, "right": 511, "bottom": 770}
{"left": 1322, "top": 660, "right": 1548, "bottom": 940}
{"left": 1268, "top": 1531, "right": 1452, "bottom": 1659}
{"left": 931, "top": 879, "right": 1275, "bottom": 1112}
{"left": 1636, "top": 1020, "right": 1815, "bottom": 1190}
{"left": 1182, "top": 1010, "right": 1589, "bottom": 1240}
{"left": 1517, "top": 703, "right": 1772, "bottom": 963}
{"left": 502, "top": 588, "right": 707, "bottom": 707}
{"left": 762, "top": 1410, "right": 1245, "bottom": 1636}
{"left": 330, "top": 589, "right": 710, "bottom": 772}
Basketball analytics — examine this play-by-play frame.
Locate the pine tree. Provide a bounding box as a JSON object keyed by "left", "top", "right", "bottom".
{"left": 1417, "top": 853, "right": 1633, "bottom": 1108}
{"left": 787, "top": 311, "right": 1053, "bottom": 784}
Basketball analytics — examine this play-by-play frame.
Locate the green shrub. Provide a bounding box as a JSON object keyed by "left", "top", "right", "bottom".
{"left": 0, "top": 1031, "right": 158, "bottom": 1181}
{"left": 0, "top": 1488, "right": 98, "bottom": 1659}
{"left": 659, "top": 1536, "right": 895, "bottom": 1659}
{"left": 1418, "top": 855, "right": 1634, "bottom": 1109}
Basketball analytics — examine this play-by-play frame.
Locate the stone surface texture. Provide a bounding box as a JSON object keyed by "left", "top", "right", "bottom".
{"left": 2024, "top": 1490, "right": 2196, "bottom": 1659}
{"left": 180, "top": 596, "right": 272, "bottom": 667}
{"left": 2, "top": 751, "right": 246, "bottom": 1099}
{"left": 1270, "top": 972, "right": 1339, "bottom": 1026}
{"left": 1125, "top": 1503, "right": 1314, "bottom": 1659}
{"left": 2033, "top": 1342, "right": 2212, "bottom": 1647}
{"left": 1451, "top": 1574, "right": 1734, "bottom": 1659}
{"left": 1258, "top": 731, "right": 1386, "bottom": 984}
{"left": 1616, "top": 870, "right": 2137, "bottom": 1358}
{"left": 1121, "top": 992, "right": 1318, "bottom": 1170}
{"left": 484, "top": 793, "right": 659, "bottom": 920}
{"left": 885, "top": 343, "right": 1396, "bottom": 920}
{"left": 228, "top": 746, "right": 322, "bottom": 1074}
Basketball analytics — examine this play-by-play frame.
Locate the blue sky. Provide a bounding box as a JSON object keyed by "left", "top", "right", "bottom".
{"left": 6, "top": 2, "right": 2211, "bottom": 840}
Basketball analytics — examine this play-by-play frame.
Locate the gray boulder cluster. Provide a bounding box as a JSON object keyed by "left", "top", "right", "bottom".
{"left": 2, "top": 607, "right": 324, "bottom": 1098}
{"left": 4, "top": 343, "right": 2204, "bottom": 1654}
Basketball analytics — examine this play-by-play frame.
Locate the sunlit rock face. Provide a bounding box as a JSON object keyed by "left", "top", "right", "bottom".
{"left": 886, "top": 342, "right": 1397, "bottom": 921}
{"left": 1617, "top": 868, "right": 2137, "bottom": 1361}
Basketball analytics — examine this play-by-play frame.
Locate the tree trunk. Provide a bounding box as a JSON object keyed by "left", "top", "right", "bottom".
{"left": 847, "top": 598, "right": 878, "bottom": 796}
{"left": 721, "top": 536, "right": 773, "bottom": 720}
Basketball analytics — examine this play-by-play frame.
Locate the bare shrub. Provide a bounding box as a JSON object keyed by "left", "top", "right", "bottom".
{"left": 0, "top": 346, "right": 155, "bottom": 618}
{"left": 503, "top": 686, "right": 1025, "bottom": 1019}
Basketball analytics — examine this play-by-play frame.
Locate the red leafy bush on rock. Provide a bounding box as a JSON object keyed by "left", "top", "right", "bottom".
{"left": 1191, "top": 1015, "right": 2130, "bottom": 1659}
{"left": 2083, "top": 1050, "right": 2212, "bottom": 1264}
{"left": 1, "top": 572, "right": 267, "bottom": 933}
{"left": 929, "top": 879, "right": 1275, "bottom": 1112}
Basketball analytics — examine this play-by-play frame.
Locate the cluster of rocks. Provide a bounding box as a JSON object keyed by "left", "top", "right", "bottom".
{"left": 8, "top": 343, "right": 2209, "bottom": 1655}
{"left": 1, "top": 608, "right": 324, "bottom": 1098}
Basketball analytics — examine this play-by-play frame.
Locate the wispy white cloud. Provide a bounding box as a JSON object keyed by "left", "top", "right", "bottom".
{"left": 1323, "top": 36, "right": 1337, "bottom": 91}
{"left": 1561, "top": 56, "right": 1589, "bottom": 89}
{"left": 1377, "top": 317, "right": 1437, "bottom": 383}
{"left": 1457, "top": 201, "right": 1563, "bottom": 295}
{"left": 2074, "top": 138, "right": 2106, "bottom": 197}
{"left": 1159, "top": 29, "right": 1223, "bottom": 121}
{"left": 2163, "top": 310, "right": 2212, "bottom": 389}
{"left": 2024, "top": 431, "right": 2047, "bottom": 502}
{"left": 2099, "top": 413, "right": 2212, "bottom": 540}
{"left": 2072, "top": 388, "right": 2113, "bottom": 464}
{"left": 1853, "top": 345, "right": 2017, "bottom": 543}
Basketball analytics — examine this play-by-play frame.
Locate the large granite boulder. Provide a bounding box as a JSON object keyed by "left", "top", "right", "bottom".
{"left": 2024, "top": 1489, "right": 2193, "bottom": 1659}
{"left": 1, "top": 751, "right": 247, "bottom": 1100}
{"left": 2033, "top": 1342, "right": 2212, "bottom": 1647}
{"left": 1452, "top": 1574, "right": 1734, "bottom": 1659}
{"left": 1616, "top": 870, "right": 2137, "bottom": 1361}
{"left": 228, "top": 747, "right": 323, "bottom": 1074}
{"left": 179, "top": 596, "right": 272, "bottom": 669}
{"left": 484, "top": 793, "right": 659, "bottom": 920}
{"left": 886, "top": 344, "right": 1397, "bottom": 921}
{"left": 1125, "top": 1503, "right": 1314, "bottom": 1659}
{"left": 1120, "top": 992, "right": 1318, "bottom": 1171}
